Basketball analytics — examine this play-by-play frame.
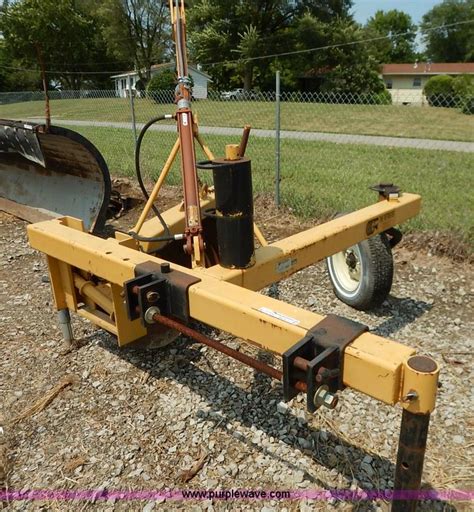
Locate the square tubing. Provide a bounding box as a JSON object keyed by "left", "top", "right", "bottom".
{"left": 27, "top": 219, "right": 439, "bottom": 511}
{"left": 393, "top": 410, "right": 431, "bottom": 512}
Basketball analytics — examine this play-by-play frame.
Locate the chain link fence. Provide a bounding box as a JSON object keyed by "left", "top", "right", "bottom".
{"left": 0, "top": 84, "right": 473, "bottom": 241}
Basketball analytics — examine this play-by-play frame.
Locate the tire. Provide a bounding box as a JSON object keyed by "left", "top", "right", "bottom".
{"left": 326, "top": 233, "right": 393, "bottom": 311}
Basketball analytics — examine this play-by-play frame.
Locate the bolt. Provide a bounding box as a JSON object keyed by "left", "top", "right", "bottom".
{"left": 314, "top": 385, "right": 339, "bottom": 410}
{"left": 146, "top": 290, "right": 160, "bottom": 303}
{"left": 160, "top": 262, "right": 171, "bottom": 274}
{"left": 402, "top": 390, "right": 418, "bottom": 402}
{"left": 144, "top": 306, "right": 160, "bottom": 325}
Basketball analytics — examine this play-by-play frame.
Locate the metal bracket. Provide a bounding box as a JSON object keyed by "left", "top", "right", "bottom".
{"left": 370, "top": 183, "right": 401, "bottom": 200}
{"left": 282, "top": 314, "right": 368, "bottom": 412}
{"left": 124, "top": 261, "right": 201, "bottom": 325}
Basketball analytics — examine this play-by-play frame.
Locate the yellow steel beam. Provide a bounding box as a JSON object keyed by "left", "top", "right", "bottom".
{"left": 199, "top": 192, "right": 421, "bottom": 288}
{"left": 27, "top": 215, "right": 438, "bottom": 413}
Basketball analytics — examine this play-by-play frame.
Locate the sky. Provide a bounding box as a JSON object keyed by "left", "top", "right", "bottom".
{"left": 352, "top": 0, "right": 439, "bottom": 24}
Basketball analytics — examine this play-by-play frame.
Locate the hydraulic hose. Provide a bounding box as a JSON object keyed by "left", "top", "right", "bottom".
{"left": 135, "top": 115, "right": 174, "bottom": 240}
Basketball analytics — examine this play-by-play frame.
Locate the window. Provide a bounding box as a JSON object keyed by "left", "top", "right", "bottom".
{"left": 386, "top": 78, "right": 393, "bottom": 90}
{"left": 413, "top": 76, "right": 421, "bottom": 87}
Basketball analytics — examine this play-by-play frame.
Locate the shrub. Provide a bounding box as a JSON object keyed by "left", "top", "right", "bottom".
{"left": 462, "top": 96, "right": 474, "bottom": 115}
{"left": 423, "top": 75, "right": 456, "bottom": 107}
{"left": 453, "top": 74, "right": 474, "bottom": 97}
{"left": 146, "top": 69, "right": 176, "bottom": 103}
{"left": 453, "top": 75, "right": 474, "bottom": 114}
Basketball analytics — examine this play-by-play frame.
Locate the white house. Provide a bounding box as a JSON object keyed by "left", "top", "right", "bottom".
{"left": 111, "top": 63, "right": 211, "bottom": 99}
{"left": 381, "top": 62, "right": 474, "bottom": 105}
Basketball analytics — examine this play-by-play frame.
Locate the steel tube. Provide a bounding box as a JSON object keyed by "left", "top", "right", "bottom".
{"left": 238, "top": 125, "right": 251, "bottom": 157}
{"left": 392, "top": 409, "right": 431, "bottom": 512}
{"left": 151, "top": 311, "right": 307, "bottom": 392}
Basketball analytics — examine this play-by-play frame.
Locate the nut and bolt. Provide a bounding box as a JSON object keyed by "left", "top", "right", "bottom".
{"left": 314, "top": 385, "right": 339, "bottom": 410}
{"left": 402, "top": 390, "right": 419, "bottom": 402}
{"left": 144, "top": 306, "right": 160, "bottom": 324}
{"left": 146, "top": 291, "right": 160, "bottom": 303}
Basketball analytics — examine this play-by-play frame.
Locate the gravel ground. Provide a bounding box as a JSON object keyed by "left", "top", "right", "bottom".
{"left": 1, "top": 196, "right": 473, "bottom": 512}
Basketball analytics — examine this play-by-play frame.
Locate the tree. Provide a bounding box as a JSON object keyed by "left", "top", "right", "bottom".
{"left": 282, "top": 13, "right": 386, "bottom": 95}
{"left": 188, "top": 1, "right": 305, "bottom": 90}
{"left": 1, "top": 0, "right": 115, "bottom": 89}
{"left": 0, "top": 41, "right": 42, "bottom": 91}
{"left": 98, "top": 0, "right": 169, "bottom": 85}
{"left": 188, "top": 1, "right": 356, "bottom": 90}
{"left": 364, "top": 10, "right": 417, "bottom": 63}
{"left": 421, "top": 0, "right": 474, "bottom": 62}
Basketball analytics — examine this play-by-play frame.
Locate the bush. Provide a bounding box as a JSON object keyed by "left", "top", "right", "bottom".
{"left": 146, "top": 69, "right": 176, "bottom": 103}
{"left": 423, "top": 75, "right": 457, "bottom": 107}
{"left": 462, "top": 96, "right": 474, "bottom": 115}
{"left": 452, "top": 75, "right": 474, "bottom": 115}
{"left": 453, "top": 74, "right": 474, "bottom": 97}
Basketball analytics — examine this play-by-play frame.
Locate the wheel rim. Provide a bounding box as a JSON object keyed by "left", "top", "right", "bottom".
{"left": 328, "top": 244, "right": 363, "bottom": 297}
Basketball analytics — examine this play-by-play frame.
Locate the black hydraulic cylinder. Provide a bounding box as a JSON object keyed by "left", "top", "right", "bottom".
{"left": 198, "top": 158, "right": 255, "bottom": 268}
{"left": 392, "top": 409, "right": 431, "bottom": 512}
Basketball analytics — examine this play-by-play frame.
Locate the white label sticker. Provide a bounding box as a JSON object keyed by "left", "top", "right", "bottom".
{"left": 182, "top": 113, "right": 188, "bottom": 126}
{"left": 257, "top": 307, "right": 300, "bottom": 325}
{"left": 276, "top": 258, "right": 296, "bottom": 273}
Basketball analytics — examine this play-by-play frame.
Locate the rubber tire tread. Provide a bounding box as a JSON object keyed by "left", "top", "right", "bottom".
{"left": 327, "top": 233, "right": 393, "bottom": 311}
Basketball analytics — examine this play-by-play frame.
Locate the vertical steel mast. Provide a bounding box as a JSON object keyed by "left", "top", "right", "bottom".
{"left": 169, "top": 0, "right": 204, "bottom": 263}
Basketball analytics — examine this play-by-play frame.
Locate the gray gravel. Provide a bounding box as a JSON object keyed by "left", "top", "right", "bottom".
{"left": 1, "top": 211, "right": 473, "bottom": 512}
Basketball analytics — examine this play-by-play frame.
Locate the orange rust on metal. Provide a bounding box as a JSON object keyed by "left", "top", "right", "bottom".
{"left": 293, "top": 356, "right": 310, "bottom": 371}
{"left": 407, "top": 356, "right": 437, "bottom": 373}
{"left": 151, "top": 311, "right": 307, "bottom": 392}
{"left": 36, "top": 44, "right": 51, "bottom": 131}
{"left": 238, "top": 125, "right": 251, "bottom": 157}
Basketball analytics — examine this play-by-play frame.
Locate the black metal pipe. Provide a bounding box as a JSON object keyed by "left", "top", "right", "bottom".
{"left": 392, "top": 409, "right": 431, "bottom": 512}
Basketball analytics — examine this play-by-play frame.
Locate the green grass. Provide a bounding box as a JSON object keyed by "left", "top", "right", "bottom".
{"left": 61, "top": 124, "right": 474, "bottom": 245}
{"left": 1, "top": 96, "right": 473, "bottom": 142}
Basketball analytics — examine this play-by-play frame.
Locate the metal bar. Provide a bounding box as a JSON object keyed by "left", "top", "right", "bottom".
{"left": 151, "top": 311, "right": 307, "bottom": 392}
{"left": 202, "top": 193, "right": 421, "bottom": 290}
{"left": 253, "top": 222, "right": 268, "bottom": 246}
{"left": 194, "top": 132, "right": 215, "bottom": 160}
{"left": 238, "top": 125, "right": 251, "bottom": 157}
{"left": 36, "top": 44, "right": 51, "bottom": 131}
{"left": 73, "top": 274, "right": 114, "bottom": 316}
{"left": 393, "top": 410, "right": 431, "bottom": 512}
{"left": 275, "top": 70, "right": 281, "bottom": 207}
{"left": 132, "top": 138, "right": 180, "bottom": 234}
{"left": 127, "top": 75, "right": 137, "bottom": 144}
{"left": 27, "top": 220, "right": 432, "bottom": 402}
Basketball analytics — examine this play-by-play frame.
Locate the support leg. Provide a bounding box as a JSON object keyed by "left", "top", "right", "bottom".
{"left": 57, "top": 308, "right": 74, "bottom": 344}
{"left": 393, "top": 409, "right": 431, "bottom": 512}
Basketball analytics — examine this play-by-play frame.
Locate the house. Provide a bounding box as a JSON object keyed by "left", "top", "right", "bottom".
{"left": 381, "top": 62, "right": 474, "bottom": 105}
{"left": 111, "top": 63, "right": 212, "bottom": 99}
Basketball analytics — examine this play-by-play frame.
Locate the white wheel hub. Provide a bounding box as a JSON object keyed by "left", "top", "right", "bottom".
{"left": 327, "top": 244, "right": 363, "bottom": 297}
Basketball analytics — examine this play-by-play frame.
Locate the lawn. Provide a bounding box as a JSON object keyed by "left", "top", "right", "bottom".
{"left": 57, "top": 124, "right": 474, "bottom": 246}
{"left": 0, "top": 95, "right": 473, "bottom": 142}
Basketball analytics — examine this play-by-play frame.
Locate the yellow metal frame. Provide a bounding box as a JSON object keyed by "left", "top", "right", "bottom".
{"left": 27, "top": 185, "right": 438, "bottom": 415}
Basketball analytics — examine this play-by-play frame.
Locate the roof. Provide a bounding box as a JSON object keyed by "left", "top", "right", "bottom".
{"left": 381, "top": 62, "right": 474, "bottom": 76}
{"left": 111, "top": 63, "right": 211, "bottom": 80}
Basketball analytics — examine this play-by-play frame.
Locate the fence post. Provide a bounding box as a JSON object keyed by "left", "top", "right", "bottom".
{"left": 128, "top": 75, "right": 138, "bottom": 145}
{"left": 274, "top": 70, "right": 281, "bottom": 208}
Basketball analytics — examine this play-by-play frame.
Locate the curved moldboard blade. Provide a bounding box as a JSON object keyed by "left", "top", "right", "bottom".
{"left": 0, "top": 119, "right": 111, "bottom": 233}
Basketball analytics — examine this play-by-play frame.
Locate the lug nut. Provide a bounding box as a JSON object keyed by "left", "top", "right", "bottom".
{"left": 314, "top": 385, "right": 339, "bottom": 410}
